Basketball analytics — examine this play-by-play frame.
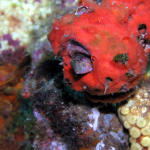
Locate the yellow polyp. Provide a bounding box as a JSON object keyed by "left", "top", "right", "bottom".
{"left": 130, "top": 143, "right": 142, "bottom": 150}
{"left": 130, "top": 106, "right": 139, "bottom": 115}
{"left": 130, "top": 127, "right": 141, "bottom": 138}
{"left": 120, "top": 106, "right": 129, "bottom": 115}
{"left": 118, "top": 80, "right": 150, "bottom": 150}
{"left": 123, "top": 121, "right": 131, "bottom": 129}
{"left": 141, "top": 127, "right": 150, "bottom": 136}
{"left": 136, "top": 117, "right": 147, "bottom": 128}
{"left": 127, "top": 115, "right": 137, "bottom": 125}
{"left": 141, "top": 136, "right": 150, "bottom": 147}
{"left": 129, "top": 137, "right": 136, "bottom": 143}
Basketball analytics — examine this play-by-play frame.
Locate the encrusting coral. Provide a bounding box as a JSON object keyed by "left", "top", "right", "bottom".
{"left": 118, "top": 80, "right": 150, "bottom": 150}
{"left": 0, "top": 0, "right": 56, "bottom": 55}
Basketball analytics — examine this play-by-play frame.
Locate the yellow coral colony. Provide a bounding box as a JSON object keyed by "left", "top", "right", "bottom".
{"left": 0, "top": 0, "right": 55, "bottom": 52}
{"left": 118, "top": 81, "right": 150, "bottom": 150}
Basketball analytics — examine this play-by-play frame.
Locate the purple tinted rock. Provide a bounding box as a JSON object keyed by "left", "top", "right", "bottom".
{"left": 32, "top": 40, "right": 52, "bottom": 63}
{"left": 9, "top": 39, "right": 20, "bottom": 48}
{"left": 3, "top": 34, "right": 12, "bottom": 41}
{"left": 33, "top": 49, "right": 43, "bottom": 62}
{"left": 35, "top": 0, "right": 41, "bottom": 2}
{"left": 103, "top": 114, "right": 113, "bottom": 127}
{"left": 32, "top": 84, "right": 129, "bottom": 150}
{"left": 65, "top": 0, "right": 75, "bottom": 3}
{"left": 0, "top": 47, "right": 25, "bottom": 64}
{"left": 33, "top": 109, "right": 67, "bottom": 150}
{"left": 3, "top": 34, "right": 20, "bottom": 48}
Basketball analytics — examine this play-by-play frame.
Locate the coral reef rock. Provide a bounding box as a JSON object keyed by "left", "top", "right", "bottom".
{"left": 31, "top": 58, "right": 129, "bottom": 150}
{"left": 0, "top": 0, "right": 56, "bottom": 54}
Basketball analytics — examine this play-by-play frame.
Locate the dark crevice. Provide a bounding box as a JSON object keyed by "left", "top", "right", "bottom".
{"left": 106, "top": 77, "right": 113, "bottom": 82}
{"left": 86, "top": 88, "right": 135, "bottom": 103}
{"left": 138, "top": 24, "right": 147, "bottom": 31}
{"left": 68, "top": 39, "right": 89, "bottom": 54}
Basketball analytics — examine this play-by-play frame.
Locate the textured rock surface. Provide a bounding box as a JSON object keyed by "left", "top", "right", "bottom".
{"left": 0, "top": 0, "right": 55, "bottom": 53}
{"left": 0, "top": 0, "right": 79, "bottom": 55}
{"left": 0, "top": 63, "right": 25, "bottom": 150}
{"left": 30, "top": 57, "right": 129, "bottom": 150}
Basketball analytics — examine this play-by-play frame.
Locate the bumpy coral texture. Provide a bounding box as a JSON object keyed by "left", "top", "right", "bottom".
{"left": 48, "top": 0, "right": 148, "bottom": 102}
{"left": 0, "top": 0, "right": 54, "bottom": 53}
{"left": 118, "top": 80, "right": 150, "bottom": 150}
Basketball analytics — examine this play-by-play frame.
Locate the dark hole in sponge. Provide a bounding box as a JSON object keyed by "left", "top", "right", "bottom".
{"left": 106, "top": 77, "right": 113, "bottom": 82}
{"left": 93, "top": 0, "right": 103, "bottom": 4}
{"left": 138, "top": 24, "right": 147, "bottom": 31}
